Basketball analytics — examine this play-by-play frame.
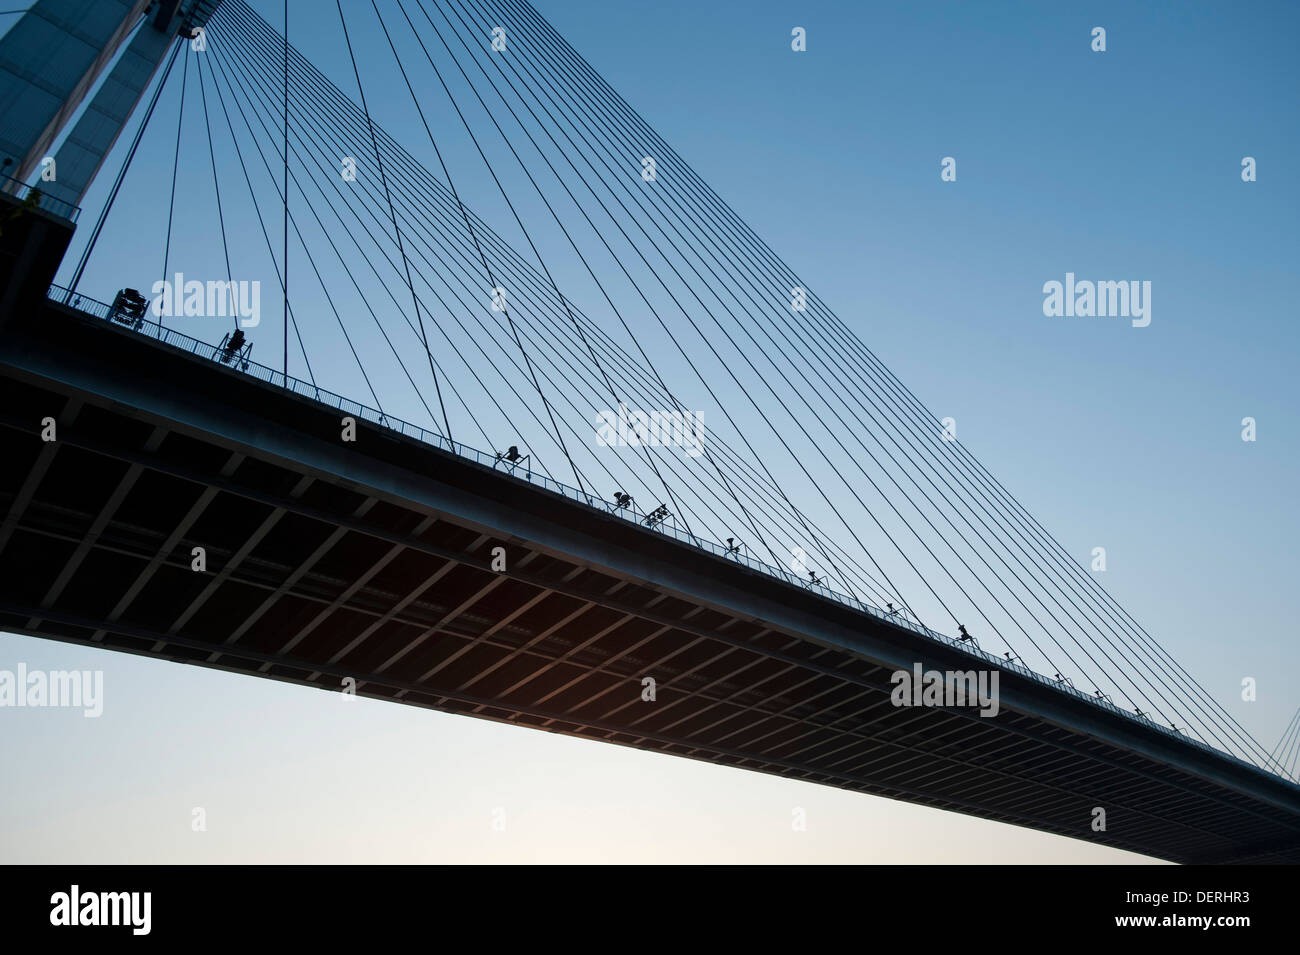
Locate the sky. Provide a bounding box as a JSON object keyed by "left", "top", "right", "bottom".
{"left": 1, "top": 0, "right": 1298, "bottom": 863}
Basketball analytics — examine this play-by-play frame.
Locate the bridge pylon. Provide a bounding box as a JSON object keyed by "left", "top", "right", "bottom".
{"left": 0, "top": 0, "right": 222, "bottom": 208}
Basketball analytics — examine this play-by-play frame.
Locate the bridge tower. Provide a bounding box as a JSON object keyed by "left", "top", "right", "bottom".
{"left": 0, "top": 0, "right": 222, "bottom": 208}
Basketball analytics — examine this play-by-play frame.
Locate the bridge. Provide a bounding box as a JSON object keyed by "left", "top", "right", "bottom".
{"left": 2, "top": 0, "right": 1298, "bottom": 864}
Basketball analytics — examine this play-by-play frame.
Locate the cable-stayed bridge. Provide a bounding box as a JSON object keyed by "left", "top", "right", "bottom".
{"left": 1, "top": 0, "right": 1297, "bottom": 863}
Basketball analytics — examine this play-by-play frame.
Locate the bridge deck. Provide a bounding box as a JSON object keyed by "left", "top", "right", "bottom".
{"left": 2, "top": 294, "right": 1299, "bottom": 864}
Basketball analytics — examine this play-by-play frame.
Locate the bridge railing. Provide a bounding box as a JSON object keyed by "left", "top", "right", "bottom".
{"left": 1, "top": 173, "right": 80, "bottom": 222}
{"left": 43, "top": 282, "right": 1285, "bottom": 779}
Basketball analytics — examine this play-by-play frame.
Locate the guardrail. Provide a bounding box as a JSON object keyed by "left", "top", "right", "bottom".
{"left": 1, "top": 173, "right": 80, "bottom": 223}
{"left": 43, "top": 282, "right": 1292, "bottom": 782}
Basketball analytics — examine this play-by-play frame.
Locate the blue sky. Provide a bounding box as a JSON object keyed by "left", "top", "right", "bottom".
{"left": 3, "top": 0, "right": 1298, "bottom": 862}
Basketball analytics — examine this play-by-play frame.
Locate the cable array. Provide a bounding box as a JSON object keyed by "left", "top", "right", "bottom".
{"left": 73, "top": 0, "right": 1279, "bottom": 771}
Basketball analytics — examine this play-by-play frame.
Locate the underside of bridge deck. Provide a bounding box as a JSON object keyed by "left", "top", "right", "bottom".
{"left": 2, "top": 289, "right": 1299, "bottom": 865}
